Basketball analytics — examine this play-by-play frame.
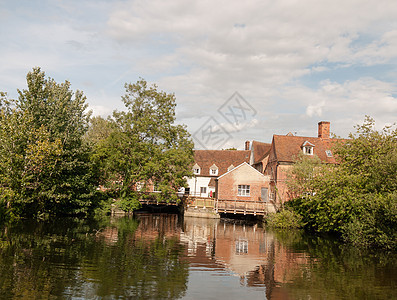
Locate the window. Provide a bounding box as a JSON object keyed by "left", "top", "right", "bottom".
{"left": 302, "top": 141, "right": 315, "bottom": 155}
{"left": 153, "top": 184, "right": 160, "bottom": 192}
{"left": 210, "top": 164, "right": 218, "bottom": 176}
{"left": 200, "top": 187, "right": 207, "bottom": 194}
{"left": 235, "top": 239, "right": 248, "bottom": 254}
{"left": 238, "top": 185, "right": 250, "bottom": 196}
{"left": 227, "top": 164, "right": 235, "bottom": 172}
{"left": 325, "top": 150, "right": 333, "bottom": 157}
{"left": 269, "top": 192, "right": 275, "bottom": 201}
{"left": 193, "top": 163, "right": 201, "bottom": 175}
{"left": 303, "top": 146, "right": 313, "bottom": 155}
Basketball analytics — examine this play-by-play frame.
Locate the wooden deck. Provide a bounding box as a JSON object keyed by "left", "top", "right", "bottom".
{"left": 187, "top": 197, "right": 271, "bottom": 216}
{"left": 138, "top": 195, "right": 274, "bottom": 216}
{"left": 186, "top": 196, "right": 215, "bottom": 208}
{"left": 216, "top": 199, "right": 268, "bottom": 216}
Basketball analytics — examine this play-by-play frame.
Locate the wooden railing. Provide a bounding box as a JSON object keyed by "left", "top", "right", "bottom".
{"left": 186, "top": 196, "right": 216, "bottom": 208}
{"left": 216, "top": 199, "right": 268, "bottom": 216}
{"left": 138, "top": 193, "right": 180, "bottom": 206}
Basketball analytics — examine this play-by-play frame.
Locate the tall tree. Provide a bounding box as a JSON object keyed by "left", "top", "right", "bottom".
{"left": 94, "top": 79, "right": 194, "bottom": 212}
{"left": 0, "top": 68, "right": 97, "bottom": 218}
{"left": 84, "top": 116, "right": 115, "bottom": 147}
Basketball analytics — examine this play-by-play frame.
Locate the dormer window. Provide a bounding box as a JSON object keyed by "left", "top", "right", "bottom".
{"left": 193, "top": 163, "right": 201, "bottom": 175}
{"left": 325, "top": 150, "right": 333, "bottom": 157}
{"left": 303, "top": 146, "right": 313, "bottom": 155}
{"left": 227, "top": 164, "right": 235, "bottom": 172}
{"left": 302, "top": 141, "right": 315, "bottom": 155}
{"left": 210, "top": 164, "right": 218, "bottom": 176}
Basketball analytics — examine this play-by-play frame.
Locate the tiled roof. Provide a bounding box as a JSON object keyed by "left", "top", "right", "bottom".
{"left": 251, "top": 141, "right": 272, "bottom": 164}
{"left": 251, "top": 140, "right": 272, "bottom": 163}
{"left": 208, "top": 178, "right": 216, "bottom": 187}
{"left": 193, "top": 150, "right": 251, "bottom": 177}
{"left": 272, "top": 135, "right": 343, "bottom": 164}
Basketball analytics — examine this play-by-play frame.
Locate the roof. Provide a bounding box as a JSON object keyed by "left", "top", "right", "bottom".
{"left": 251, "top": 140, "right": 272, "bottom": 164}
{"left": 193, "top": 150, "right": 251, "bottom": 177}
{"left": 272, "top": 135, "right": 343, "bottom": 164}
{"left": 217, "top": 162, "right": 268, "bottom": 180}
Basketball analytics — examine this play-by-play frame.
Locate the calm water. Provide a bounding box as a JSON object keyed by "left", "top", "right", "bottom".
{"left": 0, "top": 214, "right": 396, "bottom": 299}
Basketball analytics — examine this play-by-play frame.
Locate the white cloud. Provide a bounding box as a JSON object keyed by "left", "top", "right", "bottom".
{"left": 1, "top": 0, "right": 397, "bottom": 147}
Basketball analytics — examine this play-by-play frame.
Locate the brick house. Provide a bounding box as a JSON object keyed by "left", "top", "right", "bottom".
{"left": 264, "top": 121, "right": 341, "bottom": 206}
{"left": 216, "top": 162, "right": 275, "bottom": 213}
{"left": 186, "top": 149, "right": 250, "bottom": 197}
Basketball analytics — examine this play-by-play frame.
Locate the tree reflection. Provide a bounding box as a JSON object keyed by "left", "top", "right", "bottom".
{"left": 258, "top": 229, "right": 397, "bottom": 300}
{"left": 1, "top": 216, "right": 396, "bottom": 300}
{"left": 0, "top": 216, "right": 188, "bottom": 299}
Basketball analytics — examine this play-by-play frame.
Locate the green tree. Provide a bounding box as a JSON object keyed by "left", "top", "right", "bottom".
{"left": 94, "top": 79, "right": 194, "bottom": 212}
{"left": 288, "top": 116, "right": 397, "bottom": 249}
{"left": 0, "top": 68, "right": 98, "bottom": 219}
{"left": 286, "top": 152, "right": 322, "bottom": 199}
{"left": 84, "top": 116, "right": 115, "bottom": 147}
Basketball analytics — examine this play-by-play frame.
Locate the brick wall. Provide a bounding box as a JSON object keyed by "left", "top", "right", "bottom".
{"left": 217, "top": 163, "right": 270, "bottom": 201}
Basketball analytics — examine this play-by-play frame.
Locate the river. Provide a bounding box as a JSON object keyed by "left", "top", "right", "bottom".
{"left": 0, "top": 213, "right": 395, "bottom": 299}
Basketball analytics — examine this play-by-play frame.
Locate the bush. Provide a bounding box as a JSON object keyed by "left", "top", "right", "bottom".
{"left": 342, "top": 193, "right": 397, "bottom": 250}
{"left": 266, "top": 209, "right": 302, "bottom": 229}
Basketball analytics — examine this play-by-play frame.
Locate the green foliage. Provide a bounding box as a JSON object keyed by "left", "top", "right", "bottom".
{"left": 92, "top": 79, "right": 194, "bottom": 212}
{"left": 341, "top": 192, "right": 397, "bottom": 250}
{"left": 0, "top": 68, "right": 98, "bottom": 219}
{"left": 84, "top": 116, "right": 115, "bottom": 147}
{"left": 288, "top": 116, "right": 397, "bottom": 249}
{"left": 266, "top": 209, "right": 302, "bottom": 228}
{"left": 286, "top": 152, "right": 322, "bottom": 199}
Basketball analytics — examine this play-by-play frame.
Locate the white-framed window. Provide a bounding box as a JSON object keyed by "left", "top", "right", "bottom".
{"left": 193, "top": 163, "right": 201, "bottom": 175}
{"left": 200, "top": 187, "right": 207, "bottom": 194}
{"left": 210, "top": 164, "right": 218, "bottom": 176}
{"left": 303, "top": 146, "right": 313, "bottom": 155}
{"left": 302, "top": 141, "right": 315, "bottom": 155}
{"left": 238, "top": 185, "right": 250, "bottom": 196}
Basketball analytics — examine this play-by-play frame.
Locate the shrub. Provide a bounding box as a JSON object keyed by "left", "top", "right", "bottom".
{"left": 266, "top": 209, "right": 302, "bottom": 229}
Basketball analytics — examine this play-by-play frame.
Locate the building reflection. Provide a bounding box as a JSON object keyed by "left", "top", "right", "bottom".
{"left": 181, "top": 217, "right": 309, "bottom": 300}
{"left": 112, "top": 214, "right": 310, "bottom": 299}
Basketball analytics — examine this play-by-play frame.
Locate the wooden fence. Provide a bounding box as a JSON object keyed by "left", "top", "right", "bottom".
{"left": 186, "top": 196, "right": 215, "bottom": 208}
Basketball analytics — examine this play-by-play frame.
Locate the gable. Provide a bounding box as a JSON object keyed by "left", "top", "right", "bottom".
{"left": 193, "top": 150, "right": 250, "bottom": 176}
{"left": 218, "top": 162, "right": 270, "bottom": 181}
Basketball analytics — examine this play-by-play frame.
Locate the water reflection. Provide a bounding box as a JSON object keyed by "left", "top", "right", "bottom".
{"left": 180, "top": 217, "right": 397, "bottom": 300}
{"left": 0, "top": 214, "right": 396, "bottom": 299}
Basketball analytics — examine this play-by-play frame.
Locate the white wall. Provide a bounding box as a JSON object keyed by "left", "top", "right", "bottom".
{"left": 186, "top": 176, "right": 213, "bottom": 197}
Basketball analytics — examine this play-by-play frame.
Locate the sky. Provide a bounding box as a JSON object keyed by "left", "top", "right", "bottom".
{"left": 1, "top": 0, "right": 397, "bottom": 149}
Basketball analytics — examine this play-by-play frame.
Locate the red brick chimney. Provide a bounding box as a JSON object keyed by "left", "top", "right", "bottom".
{"left": 245, "top": 140, "right": 250, "bottom": 150}
{"left": 318, "top": 121, "right": 330, "bottom": 139}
